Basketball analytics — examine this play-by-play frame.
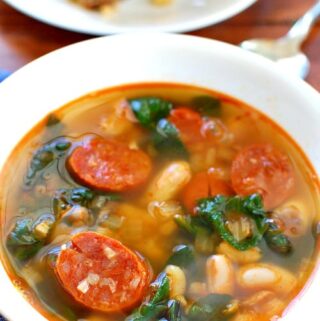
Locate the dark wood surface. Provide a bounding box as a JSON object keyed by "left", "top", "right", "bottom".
{"left": 0, "top": 0, "right": 319, "bottom": 89}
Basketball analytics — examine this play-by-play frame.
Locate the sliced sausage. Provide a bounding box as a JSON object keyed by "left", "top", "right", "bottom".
{"left": 67, "top": 137, "right": 152, "bottom": 192}
{"left": 231, "top": 144, "right": 295, "bottom": 210}
{"left": 55, "top": 232, "right": 151, "bottom": 313}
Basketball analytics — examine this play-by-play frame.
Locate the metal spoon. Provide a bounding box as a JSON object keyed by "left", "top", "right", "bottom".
{"left": 240, "top": 1, "right": 320, "bottom": 79}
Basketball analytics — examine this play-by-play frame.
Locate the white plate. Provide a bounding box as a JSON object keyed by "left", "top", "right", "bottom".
{"left": 3, "top": 0, "right": 256, "bottom": 34}
{"left": 0, "top": 33, "right": 319, "bottom": 321}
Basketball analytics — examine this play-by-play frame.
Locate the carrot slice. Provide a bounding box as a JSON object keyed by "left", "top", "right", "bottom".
{"left": 182, "top": 172, "right": 210, "bottom": 214}
{"left": 208, "top": 170, "right": 233, "bottom": 198}
{"left": 55, "top": 232, "right": 151, "bottom": 313}
{"left": 67, "top": 136, "right": 152, "bottom": 192}
{"left": 231, "top": 144, "right": 295, "bottom": 210}
{"left": 182, "top": 170, "right": 233, "bottom": 214}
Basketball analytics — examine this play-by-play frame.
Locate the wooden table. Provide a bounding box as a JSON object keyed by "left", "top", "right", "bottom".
{"left": 0, "top": 0, "right": 319, "bottom": 90}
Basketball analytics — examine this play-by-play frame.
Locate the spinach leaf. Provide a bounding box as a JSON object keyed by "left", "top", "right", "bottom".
{"left": 150, "top": 272, "right": 170, "bottom": 305}
{"left": 167, "top": 300, "right": 182, "bottom": 321}
{"left": 25, "top": 137, "right": 72, "bottom": 187}
{"left": 197, "top": 194, "right": 268, "bottom": 251}
{"left": 129, "top": 97, "right": 189, "bottom": 159}
{"left": 264, "top": 221, "right": 292, "bottom": 255}
{"left": 12, "top": 242, "right": 44, "bottom": 261}
{"left": 7, "top": 217, "right": 38, "bottom": 246}
{"left": 126, "top": 304, "right": 167, "bottom": 321}
{"left": 141, "top": 304, "right": 168, "bottom": 320}
{"left": 166, "top": 245, "right": 195, "bottom": 269}
{"left": 191, "top": 96, "right": 221, "bottom": 117}
{"left": 187, "top": 294, "right": 232, "bottom": 321}
{"left": 52, "top": 187, "right": 95, "bottom": 217}
{"left": 153, "top": 119, "right": 188, "bottom": 159}
{"left": 174, "top": 214, "right": 212, "bottom": 236}
{"left": 7, "top": 213, "right": 55, "bottom": 261}
{"left": 129, "top": 97, "right": 173, "bottom": 128}
{"left": 126, "top": 272, "right": 171, "bottom": 321}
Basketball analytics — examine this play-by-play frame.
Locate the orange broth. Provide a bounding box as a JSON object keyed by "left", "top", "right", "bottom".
{"left": 0, "top": 83, "right": 319, "bottom": 321}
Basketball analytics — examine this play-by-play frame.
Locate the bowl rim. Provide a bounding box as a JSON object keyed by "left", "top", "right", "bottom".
{"left": 0, "top": 33, "right": 319, "bottom": 321}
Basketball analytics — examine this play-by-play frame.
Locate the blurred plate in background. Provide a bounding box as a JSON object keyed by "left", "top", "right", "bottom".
{"left": 3, "top": 0, "right": 256, "bottom": 35}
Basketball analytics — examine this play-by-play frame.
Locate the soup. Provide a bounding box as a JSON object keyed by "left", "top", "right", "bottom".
{"left": 0, "top": 83, "right": 319, "bottom": 321}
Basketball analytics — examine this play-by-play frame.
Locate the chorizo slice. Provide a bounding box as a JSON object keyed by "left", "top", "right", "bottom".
{"left": 67, "top": 137, "right": 152, "bottom": 192}
{"left": 55, "top": 232, "right": 151, "bottom": 313}
{"left": 231, "top": 144, "right": 295, "bottom": 210}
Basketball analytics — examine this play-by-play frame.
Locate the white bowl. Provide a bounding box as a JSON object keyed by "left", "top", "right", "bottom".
{"left": 3, "top": 0, "right": 257, "bottom": 34}
{"left": 0, "top": 33, "right": 319, "bottom": 321}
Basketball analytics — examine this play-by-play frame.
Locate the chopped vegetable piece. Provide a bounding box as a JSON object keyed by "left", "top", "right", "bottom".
{"left": 231, "top": 144, "right": 295, "bottom": 210}
{"left": 129, "top": 97, "right": 173, "bottom": 128}
{"left": 187, "top": 294, "right": 232, "bottom": 321}
{"left": 32, "top": 213, "right": 55, "bottom": 240}
{"left": 166, "top": 245, "right": 195, "bottom": 268}
{"left": 67, "top": 136, "right": 152, "bottom": 192}
{"left": 153, "top": 119, "right": 189, "bottom": 159}
{"left": 55, "top": 232, "right": 151, "bottom": 313}
{"left": 197, "top": 194, "right": 268, "bottom": 251}
{"left": 191, "top": 95, "right": 222, "bottom": 117}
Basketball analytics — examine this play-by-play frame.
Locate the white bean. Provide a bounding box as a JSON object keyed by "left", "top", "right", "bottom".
{"left": 237, "top": 263, "right": 297, "bottom": 295}
{"left": 165, "top": 265, "right": 187, "bottom": 298}
{"left": 143, "top": 161, "right": 191, "bottom": 203}
{"left": 206, "top": 254, "right": 235, "bottom": 295}
{"left": 217, "top": 242, "right": 261, "bottom": 265}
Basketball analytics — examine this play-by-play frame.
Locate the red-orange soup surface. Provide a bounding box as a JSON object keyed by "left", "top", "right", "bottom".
{"left": 0, "top": 83, "right": 319, "bottom": 321}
